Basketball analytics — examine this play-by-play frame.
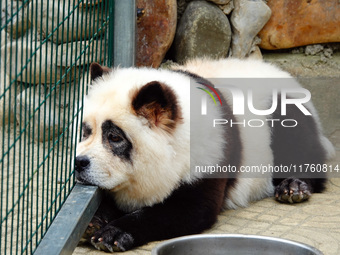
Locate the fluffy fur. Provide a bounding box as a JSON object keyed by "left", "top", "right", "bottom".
{"left": 75, "top": 58, "right": 335, "bottom": 252}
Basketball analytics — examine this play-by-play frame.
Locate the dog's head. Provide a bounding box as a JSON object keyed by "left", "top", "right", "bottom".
{"left": 75, "top": 63, "right": 189, "bottom": 211}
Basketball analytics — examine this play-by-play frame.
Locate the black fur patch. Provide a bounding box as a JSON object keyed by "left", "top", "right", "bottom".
{"left": 87, "top": 178, "right": 227, "bottom": 251}
{"left": 101, "top": 120, "right": 133, "bottom": 162}
{"left": 270, "top": 96, "right": 327, "bottom": 193}
{"left": 81, "top": 122, "right": 92, "bottom": 141}
{"left": 90, "top": 62, "right": 111, "bottom": 82}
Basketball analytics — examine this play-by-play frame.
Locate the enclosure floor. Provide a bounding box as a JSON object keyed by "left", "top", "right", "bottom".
{"left": 74, "top": 139, "right": 340, "bottom": 255}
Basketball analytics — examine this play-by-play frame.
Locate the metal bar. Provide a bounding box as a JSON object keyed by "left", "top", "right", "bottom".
{"left": 34, "top": 184, "right": 102, "bottom": 255}
{"left": 111, "top": 0, "right": 136, "bottom": 67}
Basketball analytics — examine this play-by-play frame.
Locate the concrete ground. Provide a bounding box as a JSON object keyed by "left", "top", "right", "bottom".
{"left": 74, "top": 54, "right": 340, "bottom": 255}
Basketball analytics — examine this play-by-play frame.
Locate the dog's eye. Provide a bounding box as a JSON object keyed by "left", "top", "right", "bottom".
{"left": 82, "top": 123, "right": 92, "bottom": 140}
{"left": 108, "top": 133, "right": 123, "bottom": 143}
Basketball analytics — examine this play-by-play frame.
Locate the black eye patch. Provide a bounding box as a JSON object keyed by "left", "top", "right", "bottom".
{"left": 82, "top": 122, "right": 92, "bottom": 141}
{"left": 101, "top": 120, "right": 133, "bottom": 162}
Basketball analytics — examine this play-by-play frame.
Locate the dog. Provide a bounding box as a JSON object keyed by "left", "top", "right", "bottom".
{"left": 75, "top": 58, "right": 335, "bottom": 252}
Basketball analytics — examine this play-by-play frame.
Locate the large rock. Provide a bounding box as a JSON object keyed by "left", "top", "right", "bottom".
{"left": 15, "top": 81, "right": 84, "bottom": 141}
{"left": 207, "top": 0, "right": 231, "bottom": 4}
{"left": 0, "top": 59, "right": 15, "bottom": 124}
{"left": 230, "top": 0, "right": 271, "bottom": 58}
{"left": 2, "top": 0, "right": 31, "bottom": 38}
{"left": 3, "top": 38, "right": 103, "bottom": 84}
{"left": 258, "top": 0, "right": 340, "bottom": 50}
{"left": 177, "top": 0, "right": 194, "bottom": 22}
{"left": 29, "top": 0, "right": 105, "bottom": 43}
{"left": 136, "top": 0, "right": 177, "bottom": 67}
{"left": 173, "top": 0, "right": 231, "bottom": 63}
{"left": 218, "top": 0, "right": 234, "bottom": 15}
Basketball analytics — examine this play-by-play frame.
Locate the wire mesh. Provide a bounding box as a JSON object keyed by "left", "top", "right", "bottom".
{"left": 0, "top": 0, "right": 110, "bottom": 254}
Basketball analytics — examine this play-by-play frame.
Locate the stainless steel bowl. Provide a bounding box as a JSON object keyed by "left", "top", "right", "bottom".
{"left": 152, "top": 234, "right": 323, "bottom": 255}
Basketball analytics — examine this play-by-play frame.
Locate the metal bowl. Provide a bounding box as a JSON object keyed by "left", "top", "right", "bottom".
{"left": 152, "top": 234, "right": 323, "bottom": 255}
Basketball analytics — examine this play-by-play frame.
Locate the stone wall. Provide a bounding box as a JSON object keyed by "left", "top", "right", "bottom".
{"left": 136, "top": 0, "right": 340, "bottom": 67}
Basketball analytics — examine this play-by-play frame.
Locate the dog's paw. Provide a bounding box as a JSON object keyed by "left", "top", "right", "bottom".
{"left": 91, "top": 224, "right": 134, "bottom": 252}
{"left": 275, "top": 178, "right": 312, "bottom": 203}
{"left": 82, "top": 215, "right": 108, "bottom": 241}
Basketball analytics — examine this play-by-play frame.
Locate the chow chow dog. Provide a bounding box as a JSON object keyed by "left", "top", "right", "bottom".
{"left": 75, "top": 58, "right": 334, "bottom": 252}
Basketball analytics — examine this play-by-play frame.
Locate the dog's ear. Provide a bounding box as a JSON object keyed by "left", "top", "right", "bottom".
{"left": 90, "top": 62, "right": 111, "bottom": 82}
{"left": 131, "top": 81, "right": 182, "bottom": 133}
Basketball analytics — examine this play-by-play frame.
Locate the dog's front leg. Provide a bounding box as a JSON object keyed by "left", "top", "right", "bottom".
{"left": 82, "top": 193, "right": 125, "bottom": 242}
{"left": 90, "top": 178, "right": 227, "bottom": 252}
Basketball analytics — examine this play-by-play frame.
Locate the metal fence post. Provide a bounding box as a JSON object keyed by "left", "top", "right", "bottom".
{"left": 109, "top": 0, "right": 136, "bottom": 67}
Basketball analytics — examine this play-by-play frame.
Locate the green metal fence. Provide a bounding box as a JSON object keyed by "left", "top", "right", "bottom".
{"left": 0, "top": 0, "right": 111, "bottom": 254}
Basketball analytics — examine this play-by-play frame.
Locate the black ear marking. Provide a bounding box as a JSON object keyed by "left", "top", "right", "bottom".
{"left": 90, "top": 62, "right": 111, "bottom": 82}
{"left": 131, "top": 81, "right": 182, "bottom": 133}
{"left": 132, "top": 81, "right": 168, "bottom": 111}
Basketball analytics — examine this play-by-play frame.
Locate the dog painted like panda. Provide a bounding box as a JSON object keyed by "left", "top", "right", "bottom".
{"left": 75, "top": 58, "right": 335, "bottom": 252}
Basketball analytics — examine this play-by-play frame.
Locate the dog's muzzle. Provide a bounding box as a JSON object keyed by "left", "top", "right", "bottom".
{"left": 74, "top": 155, "right": 91, "bottom": 184}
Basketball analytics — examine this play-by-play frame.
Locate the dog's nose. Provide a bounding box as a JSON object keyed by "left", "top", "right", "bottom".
{"left": 75, "top": 155, "right": 90, "bottom": 172}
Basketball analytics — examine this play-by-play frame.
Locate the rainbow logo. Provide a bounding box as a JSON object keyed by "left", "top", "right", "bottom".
{"left": 197, "top": 82, "right": 222, "bottom": 115}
